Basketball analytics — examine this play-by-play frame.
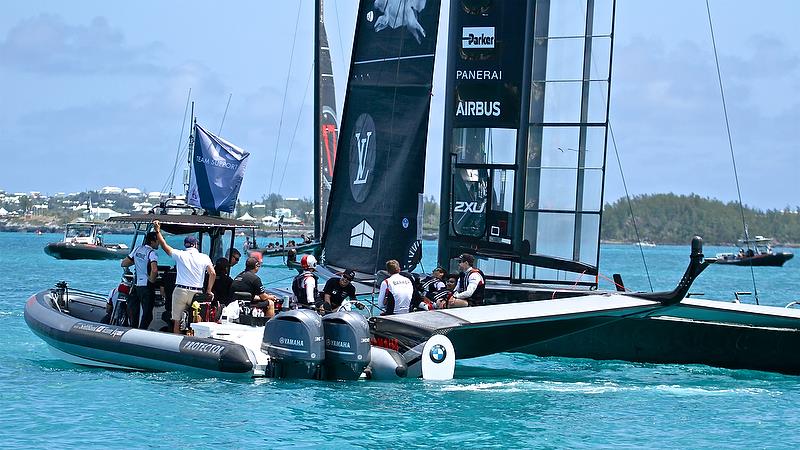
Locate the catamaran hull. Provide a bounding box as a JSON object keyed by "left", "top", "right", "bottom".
{"left": 24, "top": 290, "right": 258, "bottom": 377}
{"left": 518, "top": 298, "right": 800, "bottom": 375}
{"left": 370, "top": 294, "right": 671, "bottom": 360}
{"left": 44, "top": 242, "right": 128, "bottom": 260}
{"left": 716, "top": 252, "right": 794, "bottom": 267}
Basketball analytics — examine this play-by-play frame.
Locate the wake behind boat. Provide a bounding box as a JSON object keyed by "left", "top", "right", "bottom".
{"left": 44, "top": 222, "right": 128, "bottom": 260}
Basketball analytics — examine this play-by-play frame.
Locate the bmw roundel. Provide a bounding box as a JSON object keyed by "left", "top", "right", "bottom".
{"left": 429, "top": 344, "right": 447, "bottom": 363}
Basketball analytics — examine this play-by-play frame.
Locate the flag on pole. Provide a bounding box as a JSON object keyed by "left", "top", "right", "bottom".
{"left": 187, "top": 124, "right": 250, "bottom": 214}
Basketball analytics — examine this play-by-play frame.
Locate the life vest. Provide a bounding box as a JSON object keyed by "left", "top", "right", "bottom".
{"left": 291, "top": 271, "right": 318, "bottom": 307}
{"left": 457, "top": 268, "right": 485, "bottom": 306}
{"left": 419, "top": 276, "right": 442, "bottom": 295}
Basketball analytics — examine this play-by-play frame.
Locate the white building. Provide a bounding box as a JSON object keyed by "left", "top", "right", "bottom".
{"left": 274, "top": 207, "right": 292, "bottom": 218}
{"left": 100, "top": 186, "right": 123, "bottom": 195}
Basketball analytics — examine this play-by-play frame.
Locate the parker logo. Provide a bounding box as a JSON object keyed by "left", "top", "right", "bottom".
{"left": 454, "top": 201, "right": 486, "bottom": 214}
{"left": 462, "top": 27, "right": 495, "bottom": 49}
{"left": 456, "top": 100, "right": 501, "bottom": 117}
{"left": 350, "top": 219, "right": 374, "bottom": 249}
{"left": 349, "top": 114, "right": 376, "bottom": 203}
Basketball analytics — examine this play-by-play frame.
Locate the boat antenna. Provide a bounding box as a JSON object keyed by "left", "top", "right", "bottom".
{"left": 705, "top": 0, "right": 759, "bottom": 304}
{"left": 164, "top": 88, "right": 192, "bottom": 196}
{"left": 218, "top": 93, "right": 232, "bottom": 136}
{"left": 267, "top": 2, "right": 303, "bottom": 197}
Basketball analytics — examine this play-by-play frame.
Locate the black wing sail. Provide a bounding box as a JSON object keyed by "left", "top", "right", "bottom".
{"left": 322, "top": 0, "right": 442, "bottom": 274}
{"left": 317, "top": 1, "right": 338, "bottom": 238}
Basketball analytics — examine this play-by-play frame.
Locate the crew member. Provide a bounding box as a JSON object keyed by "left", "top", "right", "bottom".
{"left": 450, "top": 253, "right": 485, "bottom": 308}
{"left": 291, "top": 255, "right": 318, "bottom": 309}
{"left": 432, "top": 274, "right": 458, "bottom": 310}
{"left": 377, "top": 259, "right": 414, "bottom": 315}
{"left": 230, "top": 257, "right": 277, "bottom": 318}
{"left": 419, "top": 267, "right": 446, "bottom": 299}
{"left": 153, "top": 220, "right": 215, "bottom": 334}
{"left": 321, "top": 269, "right": 357, "bottom": 312}
{"left": 120, "top": 231, "right": 159, "bottom": 329}
{"left": 212, "top": 257, "right": 233, "bottom": 306}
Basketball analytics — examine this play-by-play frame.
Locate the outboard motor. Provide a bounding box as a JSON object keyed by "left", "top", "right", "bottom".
{"left": 262, "top": 309, "right": 324, "bottom": 379}
{"left": 322, "top": 311, "right": 371, "bottom": 380}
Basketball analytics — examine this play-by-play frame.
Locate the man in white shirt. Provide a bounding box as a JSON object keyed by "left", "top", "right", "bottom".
{"left": 120, "top": 231, "right": 159, "bottom": 329}
{"left": 153, "top": 220, "right": 216, "bottom": 334}
{"left": 449, "top": 253, "right": 485, "bottom": 308}
{"left": 377, "top": 259, "right": 414, "bottom": 315}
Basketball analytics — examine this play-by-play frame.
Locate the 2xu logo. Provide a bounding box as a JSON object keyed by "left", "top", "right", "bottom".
{"left": 454, "top": 201, "right": 486, "bottom": 213}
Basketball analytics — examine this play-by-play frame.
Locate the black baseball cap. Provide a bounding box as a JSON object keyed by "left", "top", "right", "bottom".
{"left": 459, "top": 253, "right": 475, "bottom": 265}
{"left": 342, "top": 269, "right": 355, "bottom": 281}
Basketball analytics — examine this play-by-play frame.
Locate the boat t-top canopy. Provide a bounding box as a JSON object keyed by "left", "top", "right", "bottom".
{"left": 107, "top": 213, "right": 257, "bottom": 235}
{"left": 737, "top": 236, "right": 773, "bottom": 246}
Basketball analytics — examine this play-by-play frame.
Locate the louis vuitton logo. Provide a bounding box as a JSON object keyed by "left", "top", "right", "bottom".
{"left": 353, "top": 131, "right": 372, "bottom": 185}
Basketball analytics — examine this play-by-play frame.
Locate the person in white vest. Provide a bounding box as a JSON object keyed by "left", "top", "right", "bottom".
{"left": 120, "top": 231, "right": 159, "bottom": 329}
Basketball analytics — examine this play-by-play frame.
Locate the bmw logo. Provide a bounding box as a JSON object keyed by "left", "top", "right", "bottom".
{"left": 429, "top": 344, "right": 447, "bottom": 364}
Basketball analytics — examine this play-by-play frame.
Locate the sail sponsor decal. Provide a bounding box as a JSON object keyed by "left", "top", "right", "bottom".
{"left": 454, "top": 200, "right": 486, "bottom": 214}
{"left": 462, "top": 27, "right": 495, "bottom": 49}
{"left": 350, "top": 220, "right": 374, "bottom": 249}
{"left": 321, "top": 0, "right": 441, "bottom": 273}
{"left": 451, "top": 1, "right": 527, "bottom": 129}
{"left": 349, "top": 113, "right": 376, "bottom": 203}
{"left": 187, "top": 124, "right": 250, "bottom": 214}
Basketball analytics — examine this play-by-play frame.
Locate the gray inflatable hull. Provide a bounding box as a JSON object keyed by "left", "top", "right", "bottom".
{"left": 25, "top": 289, "right": 256, "bottom": 378}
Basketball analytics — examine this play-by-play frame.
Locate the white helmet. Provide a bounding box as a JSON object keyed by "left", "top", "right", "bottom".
{"left": 301, "top": 254, "right": 317, "bottom": 270}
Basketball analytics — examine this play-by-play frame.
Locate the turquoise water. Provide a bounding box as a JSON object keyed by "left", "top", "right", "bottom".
{"left": 2, "top": 231, "right": 800, "bottom": 448}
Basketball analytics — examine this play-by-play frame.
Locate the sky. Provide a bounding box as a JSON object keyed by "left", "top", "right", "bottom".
{"left": 0, "top": 1, "right": 797, "bottom": 210}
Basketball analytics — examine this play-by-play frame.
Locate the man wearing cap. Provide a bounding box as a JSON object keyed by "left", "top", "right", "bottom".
{"left": 121, "top": 231, "right": 159, "bottom": 329}
{"left": 321, "top": 269, "right": 357, "bottom": 313}
{"left": 230, "top": 257, "right": 277, "bottom": 318}
{"left": 153, "top": 220, "right": 216, "bottom": 334}
{"left": 450, "top": 253, "right": 485, "bottom": 308}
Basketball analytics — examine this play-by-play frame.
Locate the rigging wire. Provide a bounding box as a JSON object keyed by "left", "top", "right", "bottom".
{"left": 332, "top": 0, "right": 350, "bottom": 93}
{"left": 277, "top": 65, "right": 315, "bottom": 194}
{"left": 218, "top": 93, "right": 232, "bottom": 136}
{"left": 163, "top": 88, "right": 192, "bottom": 196}
{"left": 608, "top": 123, "right": 653, "bottom": 292}
{"left": 267, "top": 1, "right": 304, "bottom": 197}
{"left": 705, "top": 0, "right": 759, "bottom": 304}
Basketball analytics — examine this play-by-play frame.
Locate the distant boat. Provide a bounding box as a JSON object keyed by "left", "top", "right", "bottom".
{"left": 44, "top": 223, "right": 128, "bottom": 260}
{"left": 633, "top": 241, "right": 656, "bottom": 248}
{"left": 716, "top": 236, "right": 794, "bottom": 267}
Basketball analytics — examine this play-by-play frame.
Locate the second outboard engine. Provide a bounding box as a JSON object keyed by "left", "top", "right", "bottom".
{"left": 322, "top": 311, "right": 371, "bottom": 380}
{"left": 263, "top": 309, "right": 324, "bottom": 379}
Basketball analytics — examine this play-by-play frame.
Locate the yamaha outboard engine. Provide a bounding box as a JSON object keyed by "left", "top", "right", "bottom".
{"left": 322, "top": 311, "right": 371, "bottom": 380}
{"left": 262, "top": 309, "right": 324, "bottom": 379}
